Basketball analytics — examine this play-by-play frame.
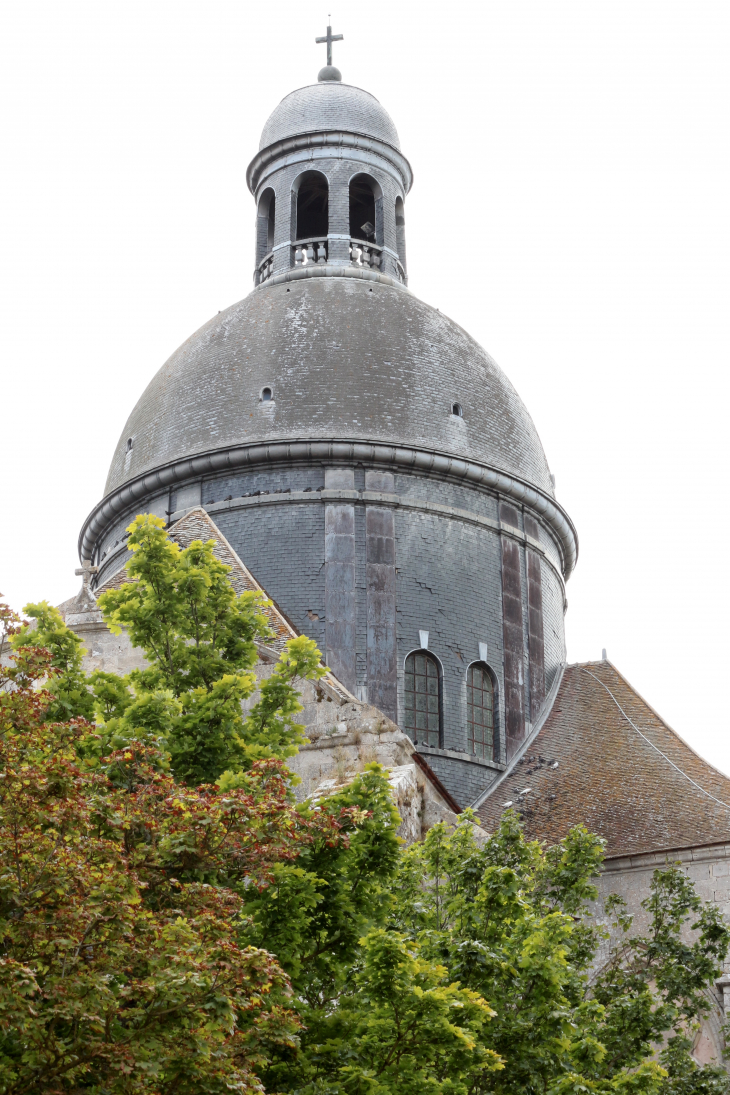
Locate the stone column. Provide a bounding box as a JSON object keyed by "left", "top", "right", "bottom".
{"left": 500, "top": 503, "right": 525, "bottom": 760}
{"left": 365, "top": 470, "right": 397, "bottom": 720}
{"left": 324, "top": 467, "right": 356, "bottom": 691}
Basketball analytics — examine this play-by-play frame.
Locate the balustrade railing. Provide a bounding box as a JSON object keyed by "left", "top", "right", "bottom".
{"left": 292, "top": 238, "right": 328, "bottom": 266}
{"left": 261, "top": 238, "right": 406, "bottom": 283}
{"left": 349, "top": 238, "right": 382, "bottom": 271}
{"left": 256, "top": 252, "right": 274, "bottom": 284}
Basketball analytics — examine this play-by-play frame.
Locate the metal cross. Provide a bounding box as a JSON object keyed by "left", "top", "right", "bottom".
{"left": 315, "top": 20, "right": 343, "bottom": 67}
{"left": 75, "top": 558, "right": 99, "bottom": 592}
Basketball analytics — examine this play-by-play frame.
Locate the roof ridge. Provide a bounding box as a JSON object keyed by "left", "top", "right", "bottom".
{"left": 578, "top": 665, "right": 730, "bottom": 811}
{"left": 594, "top": 660, "right": 730, "bottom": 782}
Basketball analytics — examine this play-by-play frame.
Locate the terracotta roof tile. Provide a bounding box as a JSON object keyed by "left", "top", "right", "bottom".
{"left": 476, "top": 661, "right": 730, "bottom": 858}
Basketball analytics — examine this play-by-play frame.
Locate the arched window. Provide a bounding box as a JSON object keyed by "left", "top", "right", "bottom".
{"left": 256, "top": 188, "right": 275, "bottom": 262}
{"left": 466, "top": 662, "right": 495, "bottom": 760}
{"left": 395, "top": 195, "right": 407, "bottom": 274}
{"left": 293, "top": 171, "right": 329, "bottom": 241}
{"left": 404, "top": 651, "right": 441, "bottom": 747}
{"left": 349, "top": 173, "right": 383, "bottom": 244}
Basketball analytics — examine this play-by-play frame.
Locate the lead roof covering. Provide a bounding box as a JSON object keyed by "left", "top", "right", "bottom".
{"left": 105, "top": 278, "right": 554, "bottom": 499}
{"left": 259, "top": 81, "right": 401, "bottom": 150}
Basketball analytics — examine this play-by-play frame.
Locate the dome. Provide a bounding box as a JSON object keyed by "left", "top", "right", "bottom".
{"left": 104, "top": 278, "right": 553, "bottom": 498}
{"left": 259, "top": 81, "right": 400, "bottom": 151}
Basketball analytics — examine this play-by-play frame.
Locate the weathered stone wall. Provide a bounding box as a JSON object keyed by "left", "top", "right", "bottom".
{"left": 54, "top": 590, "right": 463, "bottom": 845}
{"left": 592, "top": 845, "right": 730, "bottom": 1065}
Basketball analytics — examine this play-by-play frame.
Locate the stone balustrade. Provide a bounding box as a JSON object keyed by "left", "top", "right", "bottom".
{"left": 256, "top": 252, "right": 274, "bottom": 285}
{"left": 349, "top": 238, "right": 382, "bottom": 271}
{"left": 292, "top": 238, "right": 328, "bottom": 266}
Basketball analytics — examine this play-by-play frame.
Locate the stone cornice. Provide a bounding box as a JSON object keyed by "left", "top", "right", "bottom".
{"left": 256, "top": 262, "right": 407, "bottom": 292}
{"left": 247, "top": 130, "right": 414, "bottom": 195}
{"left": 79, "top": 439, "right": 579, "bottom": 578}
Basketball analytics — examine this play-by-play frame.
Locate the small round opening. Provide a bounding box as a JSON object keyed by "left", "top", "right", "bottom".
{"left": 451, "top": 403, "right": 463, "bottom": 417}
{"left": 261, "top": 387, "right": 273, "bottom": 402}
{"left": 126, "top": 437, "right": 134, "bottom": 452}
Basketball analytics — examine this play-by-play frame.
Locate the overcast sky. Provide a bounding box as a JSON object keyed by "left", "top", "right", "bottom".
{"left": 2, "top": 1, "right": 729, "bottom": 772}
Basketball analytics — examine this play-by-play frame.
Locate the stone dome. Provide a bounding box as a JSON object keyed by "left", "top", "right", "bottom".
{"left": 105, "top": 278, "right": 553, "bottom": 498}
{"left": 259, "top": 81, "right": 400, "bottom": 151}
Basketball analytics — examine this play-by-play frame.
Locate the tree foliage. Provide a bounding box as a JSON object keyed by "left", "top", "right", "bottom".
{"left": 11, "top": 515, "right": 326, "bottom": 786}
{"left": 2, "top": 504, "right": 730, "bottom": 1095}
{"left": 0, "top": 600, "right": 357, "bottom": 1094}
{"left": 384, "top": 812, "right": 730, "bottom": 1095}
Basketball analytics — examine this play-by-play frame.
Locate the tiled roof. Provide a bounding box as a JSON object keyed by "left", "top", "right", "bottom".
{"left": 476, "top": 661, "right": 730, "bottom": 858}
{"left": 96, "top": 508, "right": 355, "bottom": 706}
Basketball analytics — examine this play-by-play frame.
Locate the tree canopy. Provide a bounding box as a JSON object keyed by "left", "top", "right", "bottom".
{"left": 1, "top": 512, "right": 729, "bottom": 1094}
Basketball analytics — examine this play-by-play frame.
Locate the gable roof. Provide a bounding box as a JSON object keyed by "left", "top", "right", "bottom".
{"left": 96, "top": 507, "right": 355, "bottom": 706}
{"left": 475, "top": 661, "right": 730, "bottom": 859}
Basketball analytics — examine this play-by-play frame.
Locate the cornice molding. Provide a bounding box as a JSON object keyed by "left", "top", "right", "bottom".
{"left": 80, "top": 439, "right": 579, "bottom": 578}
{"left": 247, "top": 130, "right": 414, "bottom": 195}
{"left": 255, "top": 262, "right": 407, "bottom": 292}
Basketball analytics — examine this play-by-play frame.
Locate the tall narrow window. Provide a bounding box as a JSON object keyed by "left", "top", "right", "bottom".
{"left": 256, "top": 188, "right": 276, "bottom": 264}
{"left": 349, "top": 173, "right": 383, "bottom": 244}
{"left": 395, "top": 195, "right": 406, "bottom": 274}
{"left": 266, "top": 195, "right": 275, "bottom": 251}
{"left": 467, "top": 662, "right": 495, "bottom": 760}
{"left": 404, "top": 651, "right": 440, "bottom": 747}
{"left": 294, "top": 171, "right": 329, "bottom": 240}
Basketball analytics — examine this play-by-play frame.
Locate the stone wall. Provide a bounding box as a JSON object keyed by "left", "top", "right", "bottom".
{"left": 592, "top": 844, "right": 730, "bottom": 1065}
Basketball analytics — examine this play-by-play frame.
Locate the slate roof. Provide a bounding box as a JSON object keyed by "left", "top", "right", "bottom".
{"left": 96, "top": 507, "right": 355, "bottom": 706}
{"left": 104, "top": 277, "right": 555, "bottom": 499}
{"left": 259, "top": 81, "right": 400, "bottom": 151}
{"left": 475, "top": 661, "right": 730, "bottom": 858}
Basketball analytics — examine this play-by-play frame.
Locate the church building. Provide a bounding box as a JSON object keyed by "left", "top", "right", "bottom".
{"left": 62, "top": 30, "right": 730, "bottom": 1061}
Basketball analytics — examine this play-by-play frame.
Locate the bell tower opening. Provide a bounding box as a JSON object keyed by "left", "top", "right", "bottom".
{"left": 395, "top": 196, "right": 406, "bottom": 273}
{"left": 256, "top": 188, "right": 275, "bottom": 264}
{"left": 349, "top": 174, "right": 383, "bottom": 244}
{"left": 293, "top": 171, "right": 329, "bottom": 241}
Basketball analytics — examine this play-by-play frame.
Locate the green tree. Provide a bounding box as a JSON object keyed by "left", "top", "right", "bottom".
{"left": 5, "top": 542, "right": 730, "bottom": 1095}
{"left": 385, "top": 811, "right": 730, "bottom": 1095}
{"left": 10, "top": 600, "right": 95, "bottom": 722}
{"left": 0, "top": 600, "right": 359, "bottom": 1095}
{"left": 13, "top": 514, "right": 326, "bottom": 785}
{"left": 2, "top": 598, "right": 496, "bottom": 1094}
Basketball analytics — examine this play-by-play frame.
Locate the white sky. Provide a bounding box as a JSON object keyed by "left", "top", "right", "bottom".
{"left": 2, "top": 1, "right": 729, "bottom": 771}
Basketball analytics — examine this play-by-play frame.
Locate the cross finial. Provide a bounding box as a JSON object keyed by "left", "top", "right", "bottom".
{"left": 315, "top": 20, "right": 343, "bottom": 67}
{"left": 75, "top": 558, "right": 99, "bottom": 593}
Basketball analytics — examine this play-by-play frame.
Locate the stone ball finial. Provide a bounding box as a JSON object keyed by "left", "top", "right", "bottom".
{"left": 318, "top": 65, "right": 342, "bottom": 82}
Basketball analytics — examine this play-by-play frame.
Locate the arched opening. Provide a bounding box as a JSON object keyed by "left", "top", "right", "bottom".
{"left": 466, "top": 662, "right": 496, "bottom": 760}
{"left": 261, "top": 386, "right": 273, "bottom": 402}
{"left": 349, "top": 173, "right": 383, "bottom": 244}
{"left": 451, "top": 402, "right": 463, "bottom": 417}
{"left": 256, "top": 188, "right": 275, "bottom": 262}
{"left": 395, "top": 196, "right": 407, "bottom": 276}
{"left": 293, "top": 171, "right": 329, "bottom": 241}
{"left": 404, "top": 650, "right": 441, "bottom": 747}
